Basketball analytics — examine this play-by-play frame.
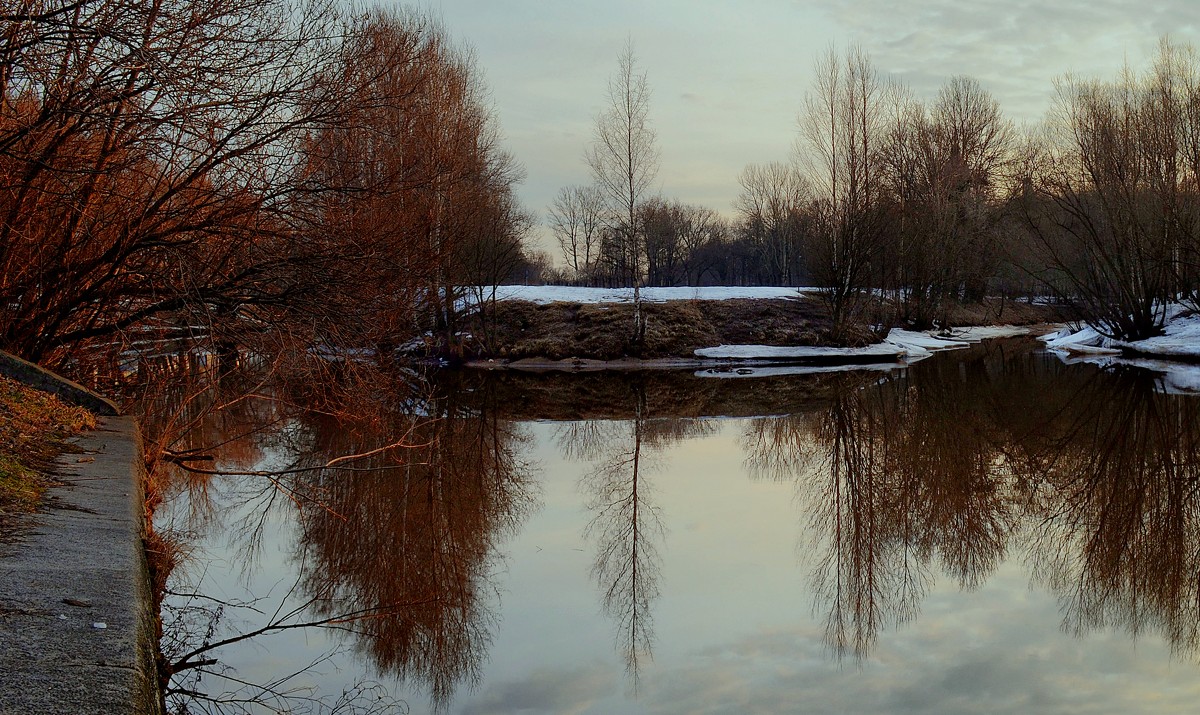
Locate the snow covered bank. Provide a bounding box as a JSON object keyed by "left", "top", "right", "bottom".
{"left": 694, "top": 325, "right": 1033, "bottom": 366}
{"left": 1040, "top": 304, "right": 1200, "bottom": 359}
{"left": 467, "top": 285, "right": 815, "bottom": 305}
{"left": 1040, "top": 304, "right": 1200, "bottom": 394}
{"left": 949, "top": 325, "right": 1037, "bottom": 341}
{"left": 1036, "top": 305, "right": 1200, "bottom": 395}
{"left": 886, "top": 325, "right": 1034, "bottom": 360}
{"left": 883, "top": 330, "right": 969, "bottom": 359}
{"left": 487, "top": 324, "right": 1037, "bottom": 375}
{"left": 460, "top": 285, "right": 1047, "bottom": 373}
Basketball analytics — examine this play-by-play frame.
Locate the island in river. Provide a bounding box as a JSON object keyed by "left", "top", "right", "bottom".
{"left": 446, "top": 286, "right": 1067, "bottom": 369}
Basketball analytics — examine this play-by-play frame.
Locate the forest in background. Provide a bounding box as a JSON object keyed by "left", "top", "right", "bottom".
{"left": 553, "top": 40, "right": 1200, "bottom": 343}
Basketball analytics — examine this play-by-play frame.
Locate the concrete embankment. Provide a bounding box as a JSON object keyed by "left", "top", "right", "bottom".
{"left": 0, "top": 388, "right": 162, "bottom": 711}
{"left": 0, "top": 350, "right": 119, "bottom": 416}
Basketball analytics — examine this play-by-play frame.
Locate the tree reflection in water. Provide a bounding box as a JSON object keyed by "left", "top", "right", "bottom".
{"left": 156, "top": 340, "right": 1200, "bottom": 709}
{"left": 1017, "top": 366, "right": 1200, "bottom": 657}
{"left": 744, "top": 352, "right": 1018, "bottom": 659}
{"left": 744, "top": 339, "right": 1200, "bottom": 663}
{"left": 293, "top": 388, "right": 535, "bottom": 711}
{"left": 563, "top": 376, "right": 715, "bottom": 688}
{"left": 153, "top": 372, "right": 535, "bottom": 714}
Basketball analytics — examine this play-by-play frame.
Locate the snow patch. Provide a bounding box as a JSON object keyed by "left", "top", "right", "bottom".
{"left": 948, "top": 325, "right": 1033, "bottom": 341}
{"left": 1040, "top": 325, "right": 1122, "bottom": 355}
{"left": 466, "top": 285, "right": 816, "bottom": 306}
{"left": 1053, "top": 353, "right": 1200, "bottom": 395}
{"left": 691, "top": 325, "right": 1024, "bottom": 366}
{"left": 1111, "top": 309, "right": 1200, "bottom": 358}
{"left": 1162, "top": 365, "right": 1200, "bottom": 394}
{"left": 1040, "top": 304, "right": 1200, "bottom": 359}
{"left": 884, "top": 329, "right": 970, "bottom": 355}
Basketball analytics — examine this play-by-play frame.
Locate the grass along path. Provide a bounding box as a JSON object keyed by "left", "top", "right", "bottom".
{"left": 0, "top": 375, "right": 96, "bottom": 527}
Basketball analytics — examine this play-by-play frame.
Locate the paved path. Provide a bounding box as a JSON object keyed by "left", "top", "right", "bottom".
{"left": 0, "top": 417, "right": 162, "bottom": 714}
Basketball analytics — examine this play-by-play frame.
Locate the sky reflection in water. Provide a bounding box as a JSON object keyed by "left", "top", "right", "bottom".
{"left": 158, "top": 338, "right": 1200, "bottom": 714}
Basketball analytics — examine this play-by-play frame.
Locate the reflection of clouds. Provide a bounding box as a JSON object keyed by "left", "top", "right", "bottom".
{"left": 460, "top": 663, "right": 618, "bottom": 715}
{"left": 634, "top": 566, "right": 1200, "bottom": 715}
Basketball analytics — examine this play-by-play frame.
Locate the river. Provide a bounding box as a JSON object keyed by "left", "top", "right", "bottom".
{"left": 155, "top": 336, "right": 1200, "bottom": 714}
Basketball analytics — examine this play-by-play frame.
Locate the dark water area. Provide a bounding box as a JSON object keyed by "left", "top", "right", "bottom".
{"left": 157, "top": 337, "right": 1200, "bottom": 714}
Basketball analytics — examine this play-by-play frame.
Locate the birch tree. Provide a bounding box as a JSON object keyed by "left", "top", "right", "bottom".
{"left": 586, "top": 40, "right": 659, "bottom": 347}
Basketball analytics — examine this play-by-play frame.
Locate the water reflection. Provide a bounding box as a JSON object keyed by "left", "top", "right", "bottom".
{"left": 158, "top": 340, "right": 1200, "bottom": 712}
{"left": 579, "top": 385, "right": 662, "bottom": 687}
{"left": 1018, "top": 366, "right": 1200, "bottom": 657}
{"left": 294, "top": 390, "right": 535, "bottom": 710}
{"left": 566, "top": 378, "right": 718, "bottom": 685}
{"left": 154, "top": 373, "right": 535, "bottom": 713}
{"left": 743, "top": 347, "right": 1024, "bottom": 658}
{"left": 742, "top": 340, "right": 1200, "bottom": 664}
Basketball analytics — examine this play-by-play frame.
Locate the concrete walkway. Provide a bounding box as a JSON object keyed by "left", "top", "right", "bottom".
{"left": 0, "top": 417, "right": 162, "bottom": 714}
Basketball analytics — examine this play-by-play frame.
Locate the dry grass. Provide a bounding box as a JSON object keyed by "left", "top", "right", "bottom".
{"left": 472, "top": 297, "right": 840, "bottom": 361}
{"left": 0, "top": 376, "right": 97, "bottom": 524}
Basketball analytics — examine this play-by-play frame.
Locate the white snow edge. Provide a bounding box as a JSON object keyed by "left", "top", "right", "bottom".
{"left": 1040, "top": 303, "right": 1200, "bottom": 359}
{"left": 695, "top": 325, "right": 1032, "bottom": 362}
{"left": 468, "top": 285, "right": 816, "bottom": 306}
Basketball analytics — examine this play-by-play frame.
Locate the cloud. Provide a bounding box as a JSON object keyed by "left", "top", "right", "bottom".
{"left": 812, "top": 0, "right": 1200, "bottom": 120}
{"left": 623, "top": 574, "right": 1200, "bottom": 715}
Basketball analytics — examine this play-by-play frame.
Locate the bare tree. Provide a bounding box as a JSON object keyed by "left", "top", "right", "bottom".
{"left": 272, "top": 7, "right": 529, "bottom": 363}
{"left": 0, "top": 1, "right": 530, "bottom": 377}
{"left": 640, "top": 197, "right": 681, "bottom": 286}
{"left": 675, "top": 204, "right": 726, "bottom": 286}
{"left": 0, "top": 0, "right": 353, "bottom": 369}
{"left": 548, "top": 184, "right": 604, "bottom": 282}
{"left": 798, "top": 45, "right": 889, "bottom": 342}
{"left": 880, "top": 76, "right": 1014, "bottom": 327}
{"left": 928, "top": 76, "right": 1014, "bottom": 301}
{"left": 586, "top": 39, "right": 660, "bottom": 347}
{"left": 1022, "top": 39, "right": 1200, "bottom": 339}
{"left": 734, "top": 162, "right": 811, "bottom": 286}
{"left": 459, "top": 181, "right": 535, "bottom": 353}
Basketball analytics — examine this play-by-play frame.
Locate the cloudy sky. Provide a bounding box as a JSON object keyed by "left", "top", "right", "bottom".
{"left": 423, "top": 0, "right": 1200, "bottom": 254}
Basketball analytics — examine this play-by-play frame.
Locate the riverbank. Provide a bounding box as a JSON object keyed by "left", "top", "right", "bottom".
{"left": 1043, "top": 302, "right": 1200, "bottom": 360}
{"left": 0, "top": 371, "right": 163, "bottom": 713}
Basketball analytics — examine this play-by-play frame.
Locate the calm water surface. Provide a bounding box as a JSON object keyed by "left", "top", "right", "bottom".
{"left": 158, "top": 338, "right": 1200, "bottom": 714}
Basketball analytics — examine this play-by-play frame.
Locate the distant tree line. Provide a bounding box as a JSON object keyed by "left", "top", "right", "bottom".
{"left": 0, "top": 0, "right": 538, "bottom": 375}
{"left": 551, "top": 39, "right": 1200, "bottom": 342}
